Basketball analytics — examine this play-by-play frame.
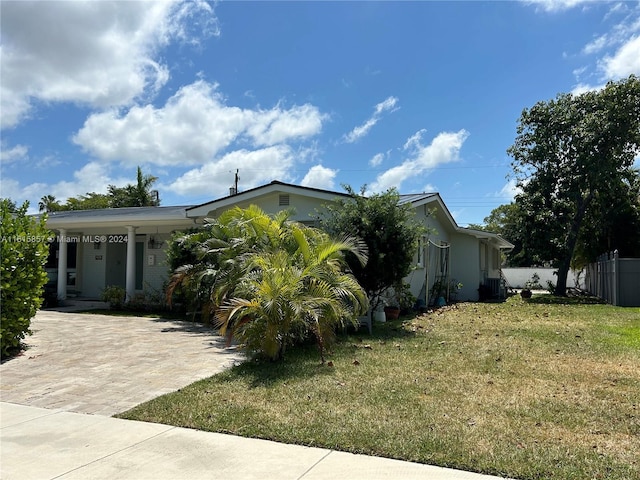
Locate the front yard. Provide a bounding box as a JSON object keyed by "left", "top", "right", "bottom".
{"left": 118, "top": 296, "right": 640, "bottom": 480}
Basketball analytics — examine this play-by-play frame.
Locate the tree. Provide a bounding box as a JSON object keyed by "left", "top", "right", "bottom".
{"left": 1, "top": 200, "right": 50, "bottom": 358}
{"left": 38, "top": 195, "right": 63, "bottom": 212}
{"left": 39, "top": 166, "right": 160, "bottom": 211}
{"left": 507, "top": 75, "right": 640, "bottom": 295}
{"left": 318, "top": 186, "right": 426, "bottom": 310}
{"left": 469, "top": 203, "right": 538, "bottom": 267}
{"left": 168, "top": 205, "right": 368, "bottom": 362}
{"left": 65, "top": 192, "right": 111, "bottom": 210}
{"left": 109, "top": 167, "right": 159, "bottom": 207}
{"left": 1, "top": 198, "right": 17, "bottom": 213}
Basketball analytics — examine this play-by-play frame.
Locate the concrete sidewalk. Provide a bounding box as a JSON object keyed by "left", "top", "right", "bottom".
{"left": 1, "top": 402, "right": 509, "bottom": 480}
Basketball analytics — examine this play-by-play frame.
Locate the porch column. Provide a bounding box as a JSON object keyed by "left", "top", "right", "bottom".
{"left": 56, "top": 229, "right": 68, "bottom": 300}
{"left": 125, "top": 226, "right": 136, "bottom": 302}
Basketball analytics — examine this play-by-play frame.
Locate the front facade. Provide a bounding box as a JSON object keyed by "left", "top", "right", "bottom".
{"left": 43, "top": 181, "right": 512, "bottom": 304}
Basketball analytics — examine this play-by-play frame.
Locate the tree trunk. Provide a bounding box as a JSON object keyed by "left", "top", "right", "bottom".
{"left": 554, "top": 193, "right": 593, "bottom": 296}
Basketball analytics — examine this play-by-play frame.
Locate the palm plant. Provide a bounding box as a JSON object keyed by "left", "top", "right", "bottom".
{"left": 216, "top": 226, "right": 368, "bottom": 362}
{"left": 168, "top": 205, "right": 368, "bottom": 361}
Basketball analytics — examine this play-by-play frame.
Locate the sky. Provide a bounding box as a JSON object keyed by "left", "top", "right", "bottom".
{"left": 1, "top": 0, "right": 639, "bottom": 226}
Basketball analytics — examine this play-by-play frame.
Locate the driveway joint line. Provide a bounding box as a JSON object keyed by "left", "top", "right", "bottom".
{"left": 296, "top": 449, "right": 334, "bottom": 479}
{"left": 49, "top": 424, "right": 178, "bottom": 480}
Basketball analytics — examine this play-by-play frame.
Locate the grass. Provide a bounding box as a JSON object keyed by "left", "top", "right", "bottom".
{"left": 117, "top": 295, "right": 640, "bottom": 480}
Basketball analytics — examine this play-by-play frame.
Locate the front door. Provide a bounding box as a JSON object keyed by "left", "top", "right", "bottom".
{"left": 105, "top": 242, "right": 126, "bottom": 289}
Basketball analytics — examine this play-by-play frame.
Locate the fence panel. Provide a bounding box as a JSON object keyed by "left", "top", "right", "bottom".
{"left": 585, "top": 251, "right": 640, "bottom": 307}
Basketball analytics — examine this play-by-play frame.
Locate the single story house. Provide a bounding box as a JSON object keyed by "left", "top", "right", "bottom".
{"left": 42, "top": 181, "right": 513, "bottom": 305}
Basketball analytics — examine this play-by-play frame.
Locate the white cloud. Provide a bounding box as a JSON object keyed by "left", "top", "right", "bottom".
{"left": 0, "top": 143, "right": 28, "bottom": 163}
{"left": 495, "top": 179, "right": 523, "bottom": 202}
{"left": 0, "top": 0, "right": 217, "bottom": 128}
{"left": 369, "top": 153, "right": 385, "bottom": 167}
{"left": 0, "top": 162, "right": 132, "bottom": 212}
{"left": 368, "top": 130, "right": 469, "bottom": 193}
{"left": 247, "top": 104, "right": 327, "bottom": 146}
{"left": 73, "top": 81, "right": 325, "bottom": 166}
{"left": 600, "top": 35, "right": 640, "bottom": 78}
{"left": 525, "top": 0, "right": 593, "bottom": 13}
{"left": 571, "top": 82, "right": 605, "bottom": 95}
{"left": 300, "top": 165, "right": 338, "bottom": 190}
{"left": 343, "top": 96, "right": 399, "bottom": 143}
{"left": 167, "top": 146, "right": 295, "bottom": 197}
{"left": 583, "top": 35, "right": 609, "bottom": 55}
{"left": 572, "top": 5, "right": 640, "bottom": 91}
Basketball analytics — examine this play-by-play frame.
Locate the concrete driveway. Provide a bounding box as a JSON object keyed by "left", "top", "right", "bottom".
{"left": 0, "top": 310, "right": 243, "bottom": 416}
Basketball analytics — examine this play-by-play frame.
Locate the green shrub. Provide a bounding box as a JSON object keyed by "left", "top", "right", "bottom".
{"left": 101, "top": 285, "right": 126, "bottom": 309}
{"left": 1, "top": 200, "right": 50, "bottom": 358}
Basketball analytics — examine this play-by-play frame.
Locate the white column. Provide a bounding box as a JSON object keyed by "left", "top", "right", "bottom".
{"left": 56, "top": 229, "right": 68, "bottom": 300}
{"left": 125, "top": 226, "right": 136, "bottom": 302}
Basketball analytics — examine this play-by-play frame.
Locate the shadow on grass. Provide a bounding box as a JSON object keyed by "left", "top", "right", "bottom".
{"left": 225, "top": 316, "right": 419, "bottom": 389}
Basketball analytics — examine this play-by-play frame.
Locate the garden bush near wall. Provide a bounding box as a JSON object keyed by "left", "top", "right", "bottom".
{"left": 1, "top": 200, "right": 50, "bottom": 358}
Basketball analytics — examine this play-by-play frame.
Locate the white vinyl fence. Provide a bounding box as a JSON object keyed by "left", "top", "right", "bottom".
{"left": 584, "top": 251, "right": 640, "bottom": 307}
{"left": 502, "top": 268, "right": 577, "bottom": 290}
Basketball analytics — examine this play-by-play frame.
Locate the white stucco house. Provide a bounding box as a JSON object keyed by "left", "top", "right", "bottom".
{"left": 42, "top": 181, "right": 513, "bottom": 305}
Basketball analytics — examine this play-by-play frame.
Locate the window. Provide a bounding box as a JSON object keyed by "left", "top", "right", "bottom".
{"left": 416, "top": 238, "right": 424, "bottom": 267}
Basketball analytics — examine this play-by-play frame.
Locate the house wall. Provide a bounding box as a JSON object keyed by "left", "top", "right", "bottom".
{"left": 449, "top": 233, "right": 481, "bottom": 301}
{"left": 143, "top": 233, "right": 170, "bottom": 297}
{"left": 50, "top": 226, "right": 179, "bottom": 300}
{"left": 205, "top": 192, "right": 334, "bottom": 223}
{"left": 406, "top": 205, "right": 453, "bottom": 303}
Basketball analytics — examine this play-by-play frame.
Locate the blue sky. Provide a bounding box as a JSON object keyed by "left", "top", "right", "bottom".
{"left": 1, "top": 0, "right": 639, "bottom": 226}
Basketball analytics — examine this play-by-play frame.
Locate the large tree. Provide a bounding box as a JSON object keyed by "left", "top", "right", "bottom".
{"left": 507, "top": 75, "right": 640, "bottom": 295}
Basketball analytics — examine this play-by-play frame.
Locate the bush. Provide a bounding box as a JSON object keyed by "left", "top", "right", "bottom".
{"left": 1, "top": 200, "right": 50, "bottom": 358}
{"left": 101, "top": 285, "right": 126, "bottom": 309}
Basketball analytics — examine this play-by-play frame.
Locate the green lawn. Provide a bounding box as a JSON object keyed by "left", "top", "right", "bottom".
{"left": 118, "top": 295, "right": 640, "bottom": 480}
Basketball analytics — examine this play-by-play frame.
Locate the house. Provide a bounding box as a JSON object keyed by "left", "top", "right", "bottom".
{"left": 42, "top": 181, "right": 513, "bottom": 305}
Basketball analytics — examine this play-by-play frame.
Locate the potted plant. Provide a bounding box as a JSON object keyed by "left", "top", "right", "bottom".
{"left": 520, "top": 273, "right": 539, "bottom": 299}
{"left": 383, "top": 304, "right": 400, "bottom": 320}
{"left": 520, "top": 287, "right": 532, "bottom": 299}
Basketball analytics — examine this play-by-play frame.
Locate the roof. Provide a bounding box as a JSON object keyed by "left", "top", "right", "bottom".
{"left": 185, "top": 180, "right": 351, "bottom": 218}
{"left": 43, "top": 205, "right": 192, "bottom": 228}
{"left": 35, "top": 181, "right": 514, "bottom": 249}
{"left": 398, "top": 193, "right": 438, "bottom": 205}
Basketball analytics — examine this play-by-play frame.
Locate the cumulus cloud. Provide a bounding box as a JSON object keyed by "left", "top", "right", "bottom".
{"left": 368, "top": 130, "right": 469, "bottom": 193}
{"left": 167, "top": 146, "right": 296, "bottom": 197}
{"left": 571, "top": 4, "right": 640, "bottom": 91}
{"left": 0, "top": 143, "right": 29, "bottom": 163}
{"left": 343, "top": 96, "right": 399, "bottom": 143}
{"left": 73, "top": 81, "right": 325, "bottom": 166}
{"left": 0, "top": 162, "right": 132, "bottom": 212}
{"left": 600, "top": 35, "right": 640, "bottom": 78}
{"left": 0, "top": 0, "right": 217, "bottom": 128}
{"left": 300, "top": 165, "right": 338, "bottom": 190}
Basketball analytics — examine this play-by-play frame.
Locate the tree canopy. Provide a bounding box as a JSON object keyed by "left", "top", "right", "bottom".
{"left": 38, "top": 166, "right": 159, "bottom": 212}
{"left": 317, "top": 186, "right": 427, "bottom": 308}
{"left": 507, "top": 75, "right": 640, "bottom": 295}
